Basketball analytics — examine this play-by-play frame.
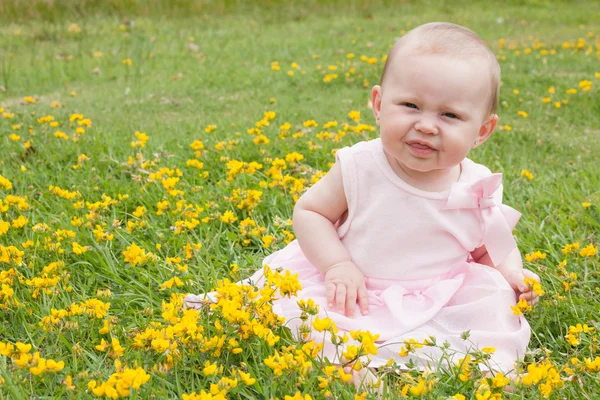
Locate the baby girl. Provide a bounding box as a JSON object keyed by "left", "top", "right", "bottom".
{"left": 186, "top": 21, "right": 540, "bottom": 380}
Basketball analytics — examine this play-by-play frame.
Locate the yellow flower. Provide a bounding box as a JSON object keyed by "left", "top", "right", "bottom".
{"left": 561, "top": 242, "right": 579, "bottom": 254}
{"left": 525, "top": 250, "right": 546, "bottom": 262}
{"left": 95, "top": 339, "right": 108, "bottom": 351}
{"left": 68, "top": 23, "right": 81, "bottom": 33}
{"left": 579, "top": 80, "right": 592, "bottom": 91}
{"left": 11, "top": 215, "right": 28, "bottom": 228}
{"left": 252, "top": 134, "right": 270, "bottom": 145}
{"left": 579, "top": 244, "right": 597, "bottom": 257}
{"left": 205, "top": 124, "right": 217, "bottom": 133}
{"left": 520, "top": 169, "right": 534, "bottom": 180}
{"left": 122, "top": 58, "right": 132, "bottom": 66}
{"left": 492, "top": 372, "right": 510, "bottom": 388}
{"left": 111, "top": 338, "right": 124, "bottom": 357}
{"left": 159, "top": 276, "right": 184, "bottom": 290}
{"left": 64, "top": 375, "right": 76, "bottom": 391}
{"left": 323, "top": 73, "right": 338, "bottom": 83}
{"left": 262, "top": 235, "right": 274, "bottom": 248}
{"left": 99, "top": 319, "right": 110, "bottom": 334}
{"left": 585, "top": 357, "right": 600, "bottom": 372}
{"left": 131, "top": 131, "right": 149, "bottom": 148}
{"left": 122, "top": 243, "right": 153, "bottom": 267}
{"left": 348, "top": 110, "right": 361, "bottom": 123}
{"left": 0, "top": 221, "right": 10, "bottom": 236}
{"left": 284, "top": 392, "right": 312, "bottom": 400}
{"left": 408, "top": 376, "right": 430, "bottom": 396}
{"left": 517, "top": 110, "right": 528, "bottom": 118}
{"left": 0, "top": 174, "right": 14, "bottom": 190}
{"left": 312, "top": 316, "right": 334, "bottom": 332}
{"left": 203, "top": 361, "right": 218, "bottom": 376}
{"left": 565, "top": 333, "right": 579, "bottom": 346}
{"left": 220, "top": 211, "right": 237, "bottom": 223}
{"left": 13, "top": 352, "right": 33, "bottom": 368}
{"left": 582, "top": 202, "right": 591, "bottom": 207}
{"left": 54, "top": 131, "right": 69, "bottom": 140}
{"left": 510, "top": 299, "right": 532, "bottom": 315}
{"left": 285, "top": 152, "right": 304, "bottom": 166}
{"left": 71, "top": 242, "right": 88, "bottom": 255}
{"left": 524, "top": 277, "right": 545, "bottom": 295}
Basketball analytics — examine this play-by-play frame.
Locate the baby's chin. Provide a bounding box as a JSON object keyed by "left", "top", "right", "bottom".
{"left": 402, "top": 159, "right": 461, "bottom": 175}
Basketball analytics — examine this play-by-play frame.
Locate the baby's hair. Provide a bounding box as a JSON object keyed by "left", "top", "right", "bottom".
{"left": 380, "top": 22, "right": 501, "bottom": 116}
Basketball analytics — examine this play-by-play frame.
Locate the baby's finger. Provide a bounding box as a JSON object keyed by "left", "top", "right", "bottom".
{"left": 345, "top": 286, "right": 357, "bottom": 317}
{"left": 527, "top": 297, "right": 539, "bottom": 306}
{"left": 326, "top": 282, "right": 336, "bottom": 309}
{"left": 358, "top": 285, "right": 369, "bottom": 315}
{"left": 336, "top": 284, "right": 347, "bottom": 314}
{"left": 520, "top": 291, "right": 538, "bottom": 302}
{"left": 523, "top": 269, "right": 541, "bottom": 282}
{"left": 519, "top": 285, "right": 532, "bottom": 293}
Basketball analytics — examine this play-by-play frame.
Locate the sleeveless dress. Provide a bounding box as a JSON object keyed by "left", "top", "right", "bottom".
{"left": 185, "top": 138, "right": 530, "bottom": 372}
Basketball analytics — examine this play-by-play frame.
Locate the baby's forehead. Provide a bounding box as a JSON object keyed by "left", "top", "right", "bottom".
{"left": 393, "top": 37, "right": 492, "bottom": 64}
{"left": 386, "top": 48, "right": 493, "bottom": 80}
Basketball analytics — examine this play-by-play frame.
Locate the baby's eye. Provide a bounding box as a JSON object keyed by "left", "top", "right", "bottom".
{"left": 443, "top": 112, "right": 460, "bottom": 119}
{"left": 403, "top": 103, "right": 418, "bottom": 109}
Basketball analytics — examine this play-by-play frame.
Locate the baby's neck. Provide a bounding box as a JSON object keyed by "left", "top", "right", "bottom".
{"left": 387, "top": 156, "right": 462, "bottom": 192}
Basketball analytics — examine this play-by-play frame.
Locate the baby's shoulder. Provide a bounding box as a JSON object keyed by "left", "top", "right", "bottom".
{"left": 335, "top": 139, "right": 378, "bottom": 167}
{"left": 462, "top": 158, "right": 496, "bottom": 181}
{"left": 338, "top": 139, "right": 375, "bottom": 155}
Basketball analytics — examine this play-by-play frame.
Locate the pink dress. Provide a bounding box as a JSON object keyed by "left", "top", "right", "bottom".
{"left": 186, "top": 138, "right": 530, "bottom": 372}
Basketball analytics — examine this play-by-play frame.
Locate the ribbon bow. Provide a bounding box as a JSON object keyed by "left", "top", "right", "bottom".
{"left": 445, "top": 173, "right": 521, "bottom": 266}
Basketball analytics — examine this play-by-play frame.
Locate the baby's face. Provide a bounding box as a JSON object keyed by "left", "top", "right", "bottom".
{"left": 372, "top": 52, "right": 497, "bottom": 180}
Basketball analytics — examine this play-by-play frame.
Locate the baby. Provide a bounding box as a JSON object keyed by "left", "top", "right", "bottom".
{"left": 186, "top": 22, "right": 540, "bottom": 379}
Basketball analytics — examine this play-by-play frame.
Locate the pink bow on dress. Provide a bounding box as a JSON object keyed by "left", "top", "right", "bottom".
{"left": 445, "top": 173, "right": 521, "bottom": 266}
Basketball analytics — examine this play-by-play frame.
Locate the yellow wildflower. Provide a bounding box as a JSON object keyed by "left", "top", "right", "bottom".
{"left": 579, "top": 244, "right": 597, "bottom": 257}
{"left": 561, "top": 242, "right": 580, "bottom": 254}
{"left": 525, "top": 250, "right": 546, "bottom": 262}
{"left": 521, "top": 169, "right": 534, "bottom": 180}
{"left": 220, "top": 211, "right": 237, "bottom": 223}
{"left": 510, "top": 299, "right": 532, "bottom": 315}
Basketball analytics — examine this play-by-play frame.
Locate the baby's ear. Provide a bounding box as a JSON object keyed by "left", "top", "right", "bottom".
{"left": 476, "top": 114, "right": 498, "bottom": 145}
{"left": 371, "top": 85, "right": 382, "bottom": 125}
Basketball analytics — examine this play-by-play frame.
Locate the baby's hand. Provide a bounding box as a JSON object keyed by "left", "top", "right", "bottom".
{"left": 324, "top": 261, "right": 369, "bottom": 317}
{"left": 504, "top": 269, "right": 542, "bottom": 306}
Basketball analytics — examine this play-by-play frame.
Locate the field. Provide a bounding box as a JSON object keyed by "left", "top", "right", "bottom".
{"left": 0, "top": 0, "right": 599, "bottom": 398}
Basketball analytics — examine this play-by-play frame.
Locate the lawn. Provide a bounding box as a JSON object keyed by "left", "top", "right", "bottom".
{"left": 0, "top": 0, "right": 599, "bottom": 398}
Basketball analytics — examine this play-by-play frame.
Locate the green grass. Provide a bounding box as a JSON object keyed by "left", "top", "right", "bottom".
{"left": 1, "top": 0, "right": 599, "bottom": 398}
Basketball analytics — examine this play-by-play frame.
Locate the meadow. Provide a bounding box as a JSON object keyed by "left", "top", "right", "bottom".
{"left": 0, "top": 0, "right": 599, "bottom": 398}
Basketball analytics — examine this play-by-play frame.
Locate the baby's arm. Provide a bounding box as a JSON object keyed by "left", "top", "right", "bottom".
{"left": 472, "top": 245, "right": 540, "bottom": 306}
{"left": 293, "top": 162, "right": 369, "bottom": 317}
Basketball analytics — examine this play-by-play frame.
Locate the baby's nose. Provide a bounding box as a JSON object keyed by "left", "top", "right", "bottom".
{"left": 415, "top": 118, "right": 439, "bottom": 135}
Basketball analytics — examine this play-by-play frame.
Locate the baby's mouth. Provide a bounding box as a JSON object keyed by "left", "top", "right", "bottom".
{"left": 409, "top": 143, "right": 435, "bottom": 150}
{"left": 406, "top": 141, "right": 437, "bottom": 157}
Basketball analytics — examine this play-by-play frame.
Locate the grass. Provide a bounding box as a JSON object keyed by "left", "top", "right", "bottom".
{"left": 0, "top": 0, "right": 599, "bottom": 398}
